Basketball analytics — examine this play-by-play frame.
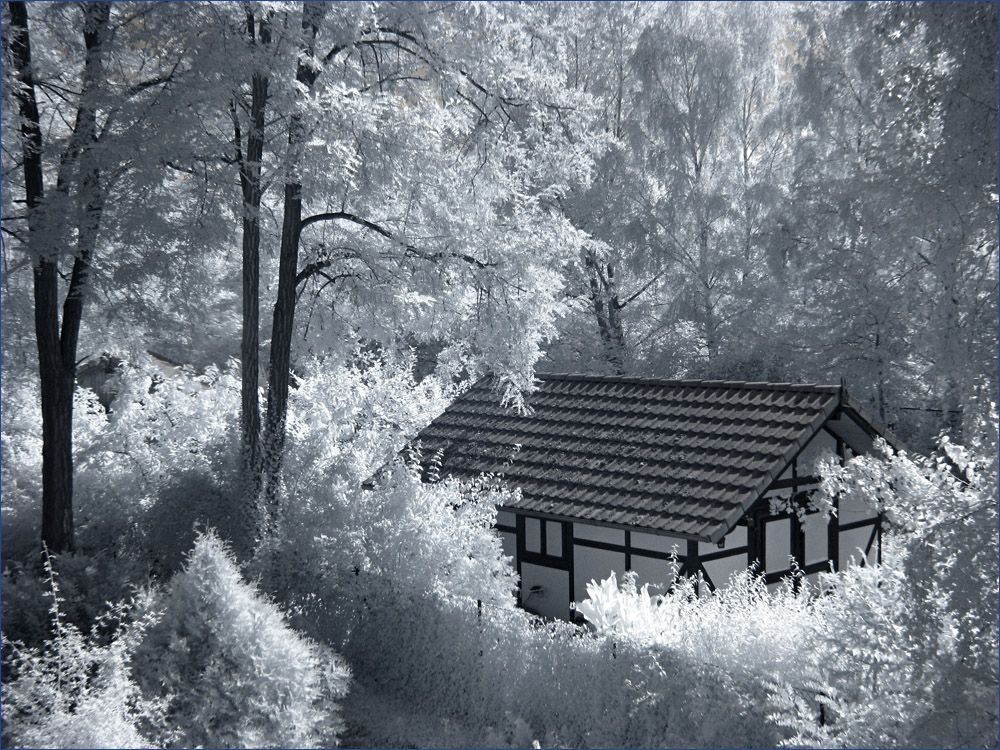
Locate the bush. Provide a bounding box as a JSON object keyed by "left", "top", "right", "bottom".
{"left": 794, "top": 414, "right": 1000, "bottom": 749}
{"left": 1, "top": 554, "right": 162, "bottom": 749}
{"left": 132, "top": 530, "right": 350, "bottom": 749}
{"left": 1, "top": 551, "right": 148, "bottom": 650}
{"left": 1, "top": 359, "right": 242, "bottom": 645}
{"left": 765, "top": 549, "right": 932, "bottom": 749}
{"left": 80, "top": 361, "right": 243, "bottom": 572}
{"left": 340, "top": 583, "right": 784, "bottom": 749}
{"left": 575, "top": 567, "right": 816, "bottom": 686}
{"left": 298, "top": 467, "right": 783, "bottom": 748}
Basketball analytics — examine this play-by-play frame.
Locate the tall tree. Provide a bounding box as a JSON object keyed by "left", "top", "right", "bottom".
{"left": 2, "top": 1, "right": 233, "bottom": 552}
{"left": 222, "top": 2, "right": 597, "bottom": 542}
{"left": 230, "top": 3, "right": 271, "bottom": 540}
{"left": 549, "top": 3, "right": 793, "bottom": 379}
{"left": 260, "top": 1, "right": 324, "bottom": 512}
{"left": 787, "top": 1, "right": 997, "bottom": 440}
{"left": 7, "top": 1, "right": 110, "bottom": 553}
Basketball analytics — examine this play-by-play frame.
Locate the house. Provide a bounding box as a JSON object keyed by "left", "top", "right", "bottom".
{"left": 410, "top": 373, "right": 902, "bottom": 620}
{"left": 76, "top": 353, "right": 125, "bottom": 411}
{"left": 76, "top": 350, "right": 208, "bottom": 412}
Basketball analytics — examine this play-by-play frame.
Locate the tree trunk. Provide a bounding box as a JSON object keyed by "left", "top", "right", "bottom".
{"left": 236, "top": 9, "right": 270, "bottom": 544}
{"left": 604, "top": 263, "right": 626, "bottom": 372}
{"left": 584, "top": 252, "right": 626, "bottom": 374}
{"left": 37, "top": 367, "right": 75, "bottom": 554}
{"left": 10, "top": 1, "right": 110, "bottom": 555}
{"left": 262, "top": 181, "right": 302, "bottom": 520}
{"left": 937, "top": 241, "right": 966, "bottom": 439}
{"left": 875, "top": 327, "right": 887, "bottom": 425}
{"left": 261, "top": 3, "right": 325, "bottom": 530}
{"left": 697, "top": 222, "right": 718, "bottom": 363}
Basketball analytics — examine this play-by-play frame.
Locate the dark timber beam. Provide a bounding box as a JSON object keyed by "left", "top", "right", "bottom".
{"left": 829, "top": 436, "right": 845, "bottom": 571}
{"left": 686, "top": 540, "right": 701, "bottom": 596}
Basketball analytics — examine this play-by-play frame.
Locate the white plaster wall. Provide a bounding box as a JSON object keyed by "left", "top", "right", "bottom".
{"left": 867, "top": 534, "right": 879, "bottom": 566}
{"left": 765, "top": 517, "right": 792, "bottom": 573}
{"left": 805, "top": 571, "right": 822, "bottom": 592}
{"left": 796, "top": 429, "right": 838, "bottom": 476}
{"left": 725, "top": 524, "right": 748, "bottom": 548}
{"left": 497, "top": 510, "right": 516, "bottom": 528}
{"left": 631, "top": 531, "right": 681, "bottom": 554}
{"left": 839, "top": 525, "right": 876, "bottom": 570}
{"left": 630, "top": 554, "right": 678, "bottom": 594}
{"left": 573, "top": 523, "right": 625, "bottom": 545}
{"left": 702, "top": 552, "right": 748, "bottom": 591}
{"left": 574, "top": 545, "right": 625, "bottom": 602}
{"left": 520, "top": 562, "right": 570, "bottom": 620}
{"left": 839, "top": 486, "right": 878, "bottom": 525}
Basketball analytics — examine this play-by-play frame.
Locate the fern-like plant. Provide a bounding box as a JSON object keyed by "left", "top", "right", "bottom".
{"left": 1, "top": 549, "right": 162, "bottom": 749}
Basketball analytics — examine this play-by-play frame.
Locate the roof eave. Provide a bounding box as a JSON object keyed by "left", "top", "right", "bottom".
{"left": 497, "top": 503, "right": 716, "bottom": 544}
{"left": 710, "top": 391, "right": 842, "bottom": 543}
{"left": 840, "top": 391, "right": 908, "bottom": 454}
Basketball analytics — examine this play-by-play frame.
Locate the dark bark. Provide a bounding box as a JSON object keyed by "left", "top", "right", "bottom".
{"left": 584, "top": 251, "right": 626, "bottom": 374}
{"left": 262, "top": 180, "right": 302, "bottom": 518}
{"left": 299, "top": 211, "right": 492, "bottom": 270}
{"left": 64, "top": 3, "right": 108, "bottom": 365}
{"left": 234, "top": 8, "right": 270, "bottom": 539}
{"left": 697, "top": 221, "right": 718, "bottom": 363}
{"left": 875, "top": 327, "right": 887, "bottom": 424}
{"left": 261, "top": 3, "right": 324, "bottom": 525}
{"left": 9, "top": 1, "right": 110, "bottom": 554}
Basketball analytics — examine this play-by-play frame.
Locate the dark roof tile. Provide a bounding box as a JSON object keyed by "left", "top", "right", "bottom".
{"left": 409, "top": 374, "right": 859, "bottom": 541}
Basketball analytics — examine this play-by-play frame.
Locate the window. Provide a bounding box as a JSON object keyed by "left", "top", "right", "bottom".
{"left": 765, "top": 517, "right": 792, "bottom": 572}
{"left": 525, "top": 517, "right": 542, "bottom": 553}
{"left": 523, "top": 517, "right": 565, "bottom": 559}
{"left": 546, "top": 521, "right": 563, "bottom": 557}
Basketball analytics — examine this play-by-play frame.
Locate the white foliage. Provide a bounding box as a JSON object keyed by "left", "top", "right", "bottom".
{"left": 572, "top": 418, "right": 999, "bottom": 748}
{"left": 133, "top": 531, "right": 350, "bottom": 749}
{"left": 1, "top": 556, "right": 162, "bottom": 749}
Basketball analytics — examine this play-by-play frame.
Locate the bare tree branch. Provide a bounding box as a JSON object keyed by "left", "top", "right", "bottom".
{"left": 300, "top": 211, "right": 494, "bottom": 270}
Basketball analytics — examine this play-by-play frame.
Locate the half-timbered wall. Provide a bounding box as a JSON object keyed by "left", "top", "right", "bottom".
{"left": 496, "top": 425, "right": 882, "bottom": 620}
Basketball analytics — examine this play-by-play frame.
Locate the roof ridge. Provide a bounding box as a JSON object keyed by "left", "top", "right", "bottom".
{"left": 535, "top": 372, "right": 840, "bottom": 392}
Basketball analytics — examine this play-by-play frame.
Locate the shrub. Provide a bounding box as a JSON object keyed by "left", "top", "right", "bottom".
{"left": 1, "top": 551, "right": 149, "bottom": 650}
{"left": 576, "top": 566, "right": 817, "bottom": 691}
{"left": 1, "top": 554, "right": 162, "bottom": 749}
{"left": 1, "top": 359, "right": 242, "bottom": 645}
{"left": 765, "top": 548, "right": 932, "bottom": 749}
{"left": 80, "top": 361, "right": 243, "bottom": 572}
{"left": 340, "top": 584, "right": 784, "bottom": 749}
{"left": 132, "top": 530, "right": 350, "bottom": 749}
{"left": 794, "top": 413, "right": 1000, "bottom": 749}
{"left": 302, "top": 467, "right": 784, "bottom": 748}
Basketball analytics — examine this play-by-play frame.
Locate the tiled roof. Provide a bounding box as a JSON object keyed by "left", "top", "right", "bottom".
{"left": 411, "top": 374, "right": 863, "bottom": 543}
